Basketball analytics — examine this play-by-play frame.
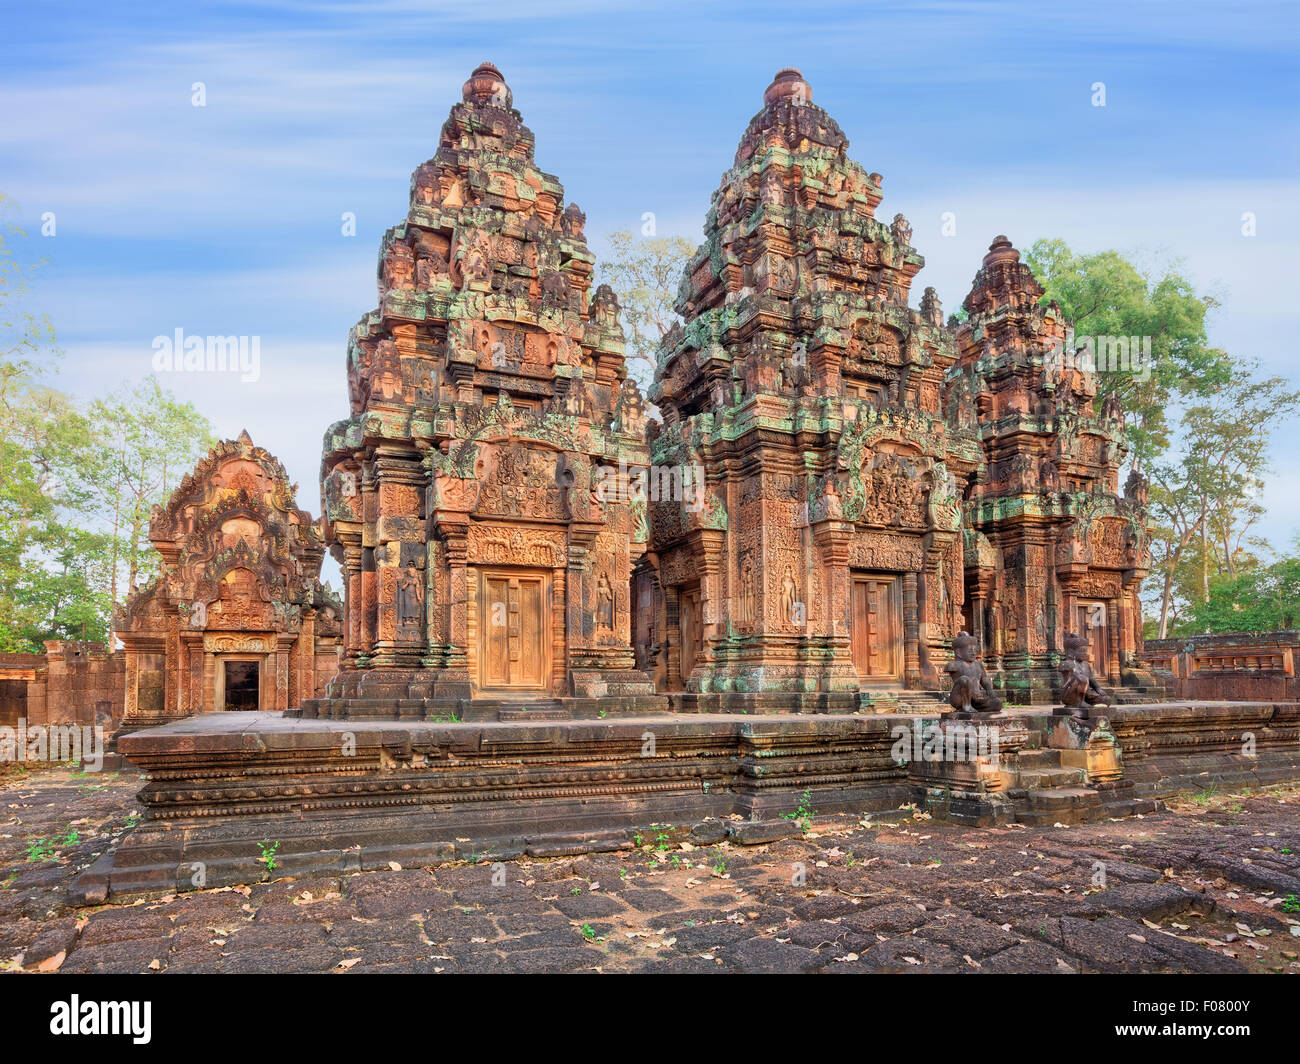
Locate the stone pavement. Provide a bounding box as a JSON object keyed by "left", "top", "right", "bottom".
{"left": 1, "top": 764, "right": 1298, "bottom": 974}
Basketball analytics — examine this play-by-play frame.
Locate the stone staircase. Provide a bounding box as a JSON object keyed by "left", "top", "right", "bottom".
{"left": 859, "top": 688, "right": 947, "bottom": 714}
{"left": 1006, "top": 725, "right": 1162, "bottom": 825}
{"left": 479, "top": 698, "right": 571, "bottom": 723}
{"left": 1113, "top": 666, "right": 1175, "bottom": 704}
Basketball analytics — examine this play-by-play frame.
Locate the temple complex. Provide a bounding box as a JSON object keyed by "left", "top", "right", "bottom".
{"left": 949, "top": 237, "right": 1153, "bottom": 701}
{"left": 96, "top": 65, "right": 1300, "bottom": 901}
{"left": 639, "top": 68, "right": 980, "bottom": 710}
{"left": 302, "top": 62, "right": 656, "bottom": 718}
{"left": 115, "top": 431, "right": 341, "bottom": 726}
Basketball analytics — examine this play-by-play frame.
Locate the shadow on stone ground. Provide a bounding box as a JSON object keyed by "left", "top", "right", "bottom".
{"left": 1, "top": 764, "right": 1297, "bottom": 973}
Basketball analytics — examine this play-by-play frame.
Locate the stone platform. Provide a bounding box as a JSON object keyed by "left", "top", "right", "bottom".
{"left": 97, "top": 700, "right": 1300, "bottom": 901}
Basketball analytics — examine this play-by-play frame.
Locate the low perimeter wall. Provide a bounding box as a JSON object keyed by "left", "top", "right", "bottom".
{"left": 1145, "top": 631, "right": 1300, "bottom": 701}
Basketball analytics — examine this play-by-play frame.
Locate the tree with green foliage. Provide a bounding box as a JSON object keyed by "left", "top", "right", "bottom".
{"left": 1142, "top": 362, "right": 1298, "bottom": 636}
{"left": 1183, "top": 552, "right": 1300, "bottom": 633}
{"left": 87, "top": 377, "right": 215, "bottom": 602}
{"left": 1025, "top": 239, "right": 1298, "bottom": 638}
{"left": 1025, "top": 239, "right": 1232, "bottom": 473}
{"left": 597, "top": 231, "right": 694, "bottom": 390}
{"left": 0, "top": 197, "right": 112, "bottom": 648}
{"left": 0, "top": 196, "right": 215, "bottom": 649}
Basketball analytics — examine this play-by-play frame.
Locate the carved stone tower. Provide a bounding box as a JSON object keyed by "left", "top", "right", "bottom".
{"left": 640, "top": 69, "right": 980, "bottom": 708}
{"left": 950, "top": 236, "right": 1151, "bottom": 701}
{"left": 306, "top": 63, "right": 657, "bottom": 717}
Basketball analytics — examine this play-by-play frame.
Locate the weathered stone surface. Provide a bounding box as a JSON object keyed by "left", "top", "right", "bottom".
{"left": 979, "top": 942, "right": 1078, "bottom": 974}
{"left": 844, "top": 901, "right": 930, "bottom": 934}
{"left": 913, "top": 915, "right": 1021, "bottom": 957}
{"left": 858, "top": 936, "right": 964, "bottom": 972}
{"left": 1077, "top": 882, "right": 1208, "bottom": 921}
{"left": 116, "top": 431, "right": 341, "bottom": 724}
{"left": 716, "top": 936, "right": 826, "bottom": 973}
{"left": 4, "top": 766, "right": 1296, "bottom": 974}
{"left": 729, "top": 820, "right": 802, "bottom": 846}
{"left": 299, "top": 62, "right": 655, "bottom": 714}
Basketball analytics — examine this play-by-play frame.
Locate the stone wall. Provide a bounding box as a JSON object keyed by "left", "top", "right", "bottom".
{"left": 0, "top": 642, "right": 124, "bottom": 728}
{"left": 1144, "top": 632, "right": 1299, "bottom": 701}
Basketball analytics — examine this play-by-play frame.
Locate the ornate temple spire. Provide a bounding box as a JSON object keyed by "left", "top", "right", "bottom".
{"left": 962, "top": 235, "right": 1046, "bottom": 319}
{"left": 652, "top": 67, "right": 933, "bottom": 415}
{"left": 733, "top": 67, "right": 851, "bottom": 166}
{"left": 763, "top": 67, "right": 811, "bottom": 106}
{"left": 314, "top": 62, "right": 652, "bottom": 697}
{"left": 643, "top": 69, "right": 971, "bottom": 700}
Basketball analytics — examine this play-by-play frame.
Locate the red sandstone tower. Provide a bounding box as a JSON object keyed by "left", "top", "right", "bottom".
{"left": 304, "top": 64, "right": 658, "bottom": 719}
{"left": 639, "top": 69, "right": 980, "bottom": 710}
{"left": 950, "top": 236, "right": 1152, "bottom": 700}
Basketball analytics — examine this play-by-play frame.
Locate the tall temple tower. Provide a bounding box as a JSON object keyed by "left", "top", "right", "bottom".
{"left": 950, "top": 236, "right": 1151, "bottom": 701}
{"left": 305, "top": 63, "right": 657, "bottom": 717}
{"left": 640, "top": 69, "right": 981, "bottom": 709}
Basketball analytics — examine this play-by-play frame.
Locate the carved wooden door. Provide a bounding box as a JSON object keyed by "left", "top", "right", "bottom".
{"left": 850, "top": 574, "right": 901, "bottom": 682}
{"left": 1076, "top": 600, "right": 1109, "bottom": 678}
{"left": 480, "top": 570, "right": 550, "bottom": 692}
{"left": 679, "top": 586, "right": 703, "bottom": 689}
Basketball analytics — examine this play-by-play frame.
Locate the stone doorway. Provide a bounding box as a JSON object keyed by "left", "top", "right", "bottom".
{"left": 0, "top": 678, "right": 25, "bottom": 728}
{"left": 477, "top": 569, "right": 551, "bottom": 694}
{"left": 222, "top": 660, "right": 261, "bottom": 711}
{"left": 850, "top": 573, "right": 902, "bottom": 684}
{"left": 1075, "top": 600, "right": 1110, "bottom": 677}
{"left": 678, "top": 585, "right": 703, "bottom": 690}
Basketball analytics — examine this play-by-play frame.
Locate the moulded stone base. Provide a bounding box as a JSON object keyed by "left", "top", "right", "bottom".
{"left": 106, "top": 709, "right": 914, "bottom": 897}
{"left": 94, "top": 700, "right": 1300, "bottom": 901}
{"left": 908, "top": 716, "right": 1028, "bottom": 825}
{"left": 667, "top": 691, "right": 864, "bottom": 714}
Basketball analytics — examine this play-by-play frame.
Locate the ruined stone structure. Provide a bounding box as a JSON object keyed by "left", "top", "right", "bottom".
{"left": 639, "top": 68, "right": 980, "bottom": 709}
{"left": 950, "top": 237, "right": 1152, "bottom": 701}
{"left": 1145, "top": 631, "right": 1300, "bottom": 701}
{"left": 0, "top": 642, "right": 123, "bottom": 730}
{"left": 304, "top": 62, "right": 656, "bottom": 718}
{"left": 115, "top": 432, "right": 342, "bottom": 725}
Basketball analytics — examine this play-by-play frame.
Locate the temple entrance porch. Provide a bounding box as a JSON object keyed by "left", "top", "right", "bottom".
{"left": 211, "top": 650, "right": 269, "bottom": 712}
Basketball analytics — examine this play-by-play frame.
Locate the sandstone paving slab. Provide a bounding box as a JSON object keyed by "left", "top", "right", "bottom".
{"left": 2, "top": 766, "right": 1298, "bottom": 974}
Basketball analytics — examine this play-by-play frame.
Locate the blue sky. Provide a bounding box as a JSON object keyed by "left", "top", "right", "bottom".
{"left": 5, "top": 0, "right": 1299, "bottom": 581}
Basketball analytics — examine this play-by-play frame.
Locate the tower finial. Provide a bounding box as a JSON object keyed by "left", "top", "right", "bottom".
{"left": 463, "top": 61, "right": 510, "bottom": 106}
{"left": 763, "top": 68, "right": 811, "bottom": 107}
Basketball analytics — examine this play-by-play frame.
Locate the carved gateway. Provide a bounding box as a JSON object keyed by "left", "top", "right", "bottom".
{"left": 116, "top": 432, "right": 342, "bottom": 725}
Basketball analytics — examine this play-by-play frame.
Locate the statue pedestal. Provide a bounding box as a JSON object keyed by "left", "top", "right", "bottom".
{"left": 1046, "top": 714, "right": 1124, "bottom": 783}
{"left": 909, "top": 716, "right": 1028, "bottom": 826}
